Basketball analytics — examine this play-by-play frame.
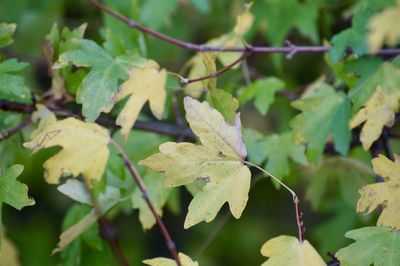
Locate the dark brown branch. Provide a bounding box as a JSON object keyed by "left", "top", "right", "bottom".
{"left": 293, "top": 196, "right": 304, "bottom": 243}
{"left": 90, "top": 0, "right": 400, "bottom": 57}
{"left": 0, "top": 119, "right": 32, "bottom": 141}
{"left": 110, "top": 139, "right": 182, "bottom": 266}
{"left": 0, "top": 100, "right": 35, "bottom": 113}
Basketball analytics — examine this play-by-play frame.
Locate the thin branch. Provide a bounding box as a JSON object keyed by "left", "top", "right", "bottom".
{"left": 83, "top": 179, "right": 130, "bottom": 266}
{"left": 0, "top": 100, "right": 35, "bottom": 113}
{"left": 0, "top": 119, "right": 32, "bottom": 141}
{"left": 90, "top": 0, "right": 400, "bottom": 57}
{"left": 243, "top": 161, "right": 304, "bottom": 242}
{"left": 182, "top": 53, "right": 251, "bottom": 85}
{"left": 109, "top": 138, "right": 182, "bottom": 266}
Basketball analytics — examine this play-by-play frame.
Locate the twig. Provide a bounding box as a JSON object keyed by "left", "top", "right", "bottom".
{"left": 82, "top": 179, "right": 130, "bottom": 266}
{"left": 89, "top": 0, "right": 400, "bottom": 56}
{"left": 109, "top": 138, "right": 182, "bottom": 266}
{"left": 243, "top": 161, "right": 304, "bottom": 242}
{"left": 0, "top": 100, "right": 195, "bottom": 140}
{"left": 182, "top": 53, "right": 251, "bottom": 85}
{"left": 0, "top": 119, "right": 32, "bottom": 141}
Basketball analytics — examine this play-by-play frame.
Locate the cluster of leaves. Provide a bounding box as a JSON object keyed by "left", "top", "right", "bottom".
{"left": 1, "top": 0, "right": 400, "bottom": 265}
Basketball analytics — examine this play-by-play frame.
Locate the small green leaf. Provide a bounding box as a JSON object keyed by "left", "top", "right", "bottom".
{"left": 0, "top": 22, "right": 16, "bottom": 48}
{"left": 208, "top": 89, "right": 239, "bottom": 122}
{"left": 238, "top": 78, "right": 284, "bottom": 116}
{"left": 140, "top": 0, "right": 178, "bottom": 30}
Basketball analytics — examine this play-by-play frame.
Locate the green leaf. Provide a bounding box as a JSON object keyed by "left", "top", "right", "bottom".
{"left": 329, "top": 0, "right": 394, "bottom": 62}
{"left": 332, "top": 97, "right": 352, "bottom": 156}
{"left": 54, "top": 39, "right": 146, "bottom": 121}
{"left": 0, "top": 59, "right": 31, "bottom": 103}
{"left": 350, "top": 61, "right": 400, "bottom": 111}
{"left": 306, "top": 157, "right": 374, "bottom": 210}
{"left": 208, "top": 89, "right": 239, "bottom": 122}
{"left": 0, "top": 164, "right": 35, "bottom": 246}
{"left": 140, "top": 0, "right": 178, "bottom": 30}
{"left": 189, "top": 0, "right": 211, "bottom": 13}
{"left": 243, "top": 128, "right": 267, "bottom": 165}
{"left": 0, "top": 22, "right": 16, "bottom": 48}
{"left": 290, "top": 84, "right": 347, "bottom": 165}
{"left": 238, "top": 78, "right": 284, "bottom": 116}
{"left": 336, "top": 226, "right": 400, "bottom": 266}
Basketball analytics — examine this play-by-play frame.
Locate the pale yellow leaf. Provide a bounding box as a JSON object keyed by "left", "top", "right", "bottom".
{"left": 357, "top": 154, "right": 400, "bottom": 229}
{"left": 349, "top": 86, "right": 400, "bottom": 150}
{"left": 23, "top": 117, "right": 110, "bottom": 184}
{"left": 368, "top": 4, "right": 400, "bottom": 53}
{"left": 0, "top": 234, "right": 20, "bottom": 266}
{"left": 143, "top": 252, "right": 198, "bottom": 266}
{"left": 234, "top": 3, "right": 254, "bottom": 35}
{"left": 140, "top": 97, "right": 250, "bottom": 228}
{"left": 260, "top": 235, "right": 325, "bottom": 266}
{"left": 115, "top": 60, "right": 167, "bottom": 140}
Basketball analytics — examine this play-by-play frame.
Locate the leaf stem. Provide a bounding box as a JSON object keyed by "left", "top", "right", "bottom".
{"left": 109, "top": 138, "right": 182, "bottom": 266}
{"left": 243, "top": 161, "right": 304, "bottom": 242}
{"left": 0, "top": 119, "right": 32, "bottom": 141}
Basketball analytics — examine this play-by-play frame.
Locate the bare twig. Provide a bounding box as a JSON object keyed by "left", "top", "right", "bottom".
{"left": 89, "top": 0, "right": 400, "bottom": 57}
{"left": 109, "top": 139, "right": 182, "bottom": 266}
{"left": 0, "top": 119, "right": 32, "bottom": 141}
{"left": 182, "top": 53, "right": 251, "bottom": 85}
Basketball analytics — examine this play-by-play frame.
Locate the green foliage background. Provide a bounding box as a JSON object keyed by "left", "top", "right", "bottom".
{"left": 1, "top": 0, "right": 399, "bottom": 265}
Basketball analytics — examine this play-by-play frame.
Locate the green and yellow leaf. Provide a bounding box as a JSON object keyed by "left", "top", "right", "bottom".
{"left": 140, "top": 97, "right": 250, "bottom": 228}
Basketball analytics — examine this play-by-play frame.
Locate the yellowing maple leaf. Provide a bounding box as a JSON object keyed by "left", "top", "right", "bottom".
{"left": 114, "top": 60, "right": 167, "bottom": 140}
{"left": 143, "top": 253, "right": 198, "bottom": 266}
{"left": 23, "top": 118, "right": 110, "bottom": 184}
{"left": 349, "top": 86, "right": 400, "bottom": 150}
{"left": 368, "top": 1, "right": 400, "bottom": 53}
{"left": 260, "top": 235, "right": 325, "bottom": 266}
{"left": 357, "top": 154, "right": 400, "bottom": 229}
{"left": 140, "top": 97, "right": 250, "bottom": 228}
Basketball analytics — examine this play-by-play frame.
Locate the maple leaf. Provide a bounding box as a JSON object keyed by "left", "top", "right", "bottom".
{"left": 238, "top": 78, "right": 284, "bottom": 116}
{"left": 208, "top": 88, "right": 239, "bottom": 123}
{"left": 23, "top": 118, "right": 110, "bottom": 184}
{"left": 290, "top": 83, "right": 350, "bottom": 165}
{"left": 0, "top": 165, "right": 35, "bottom": 246}
{"left": 143, "top": 253, "right": 198, "bottom": 266}
{"left": 350, "top": 86, "right": 400, "bottom": 150}
{"left": 54, "top": 38, "right": 147, "bottom": 121}
{"left": 357, "top": 154, "right": 400, "bottom": 229}
{"left": 260, "top": 235, "right": 325, "bottom": 266}
{"left": 336, "top": 226, "right": 400, "bottom": 266}
{"left": 114, "top": 60, "right": 167, "bottom": 140}
{"left": 0, "top": 59, "right": 31, "bottom": 103}
{"left": 368, "top": 1, "right": 400, "bottom": 53}
{"left": 140, "top": 97, "right": 250, "bottom": 228}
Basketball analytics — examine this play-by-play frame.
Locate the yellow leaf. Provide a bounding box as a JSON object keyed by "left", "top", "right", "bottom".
{"left": 115, "top": 60, "right": 167, "bottom": 140}
{"left": 143, "top": 252, "right": 198, "bottom": 266}
{"left": 368, "top": 3, "right": 400, "bottom": 53}
{"left": 23, "top": 117, "right": 110, "bottom": 184}
{"left": 260, "top": 235, "right": 325, "bottom": 266}
{"left": 357, "top": 154, "right": 400, "bottom": 229}
{"left": 0, "top": 234, "right": 20, "bottom": 266}
{"left": 349, "top": 86, "right": 400, "bottom": 150}
{"left": 140, "top": 97, "right": 250, "bottom": 228}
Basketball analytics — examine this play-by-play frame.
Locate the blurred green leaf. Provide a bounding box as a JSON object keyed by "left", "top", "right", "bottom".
{"left": 0, "top": 22, "right": 16, "bottom": 48}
